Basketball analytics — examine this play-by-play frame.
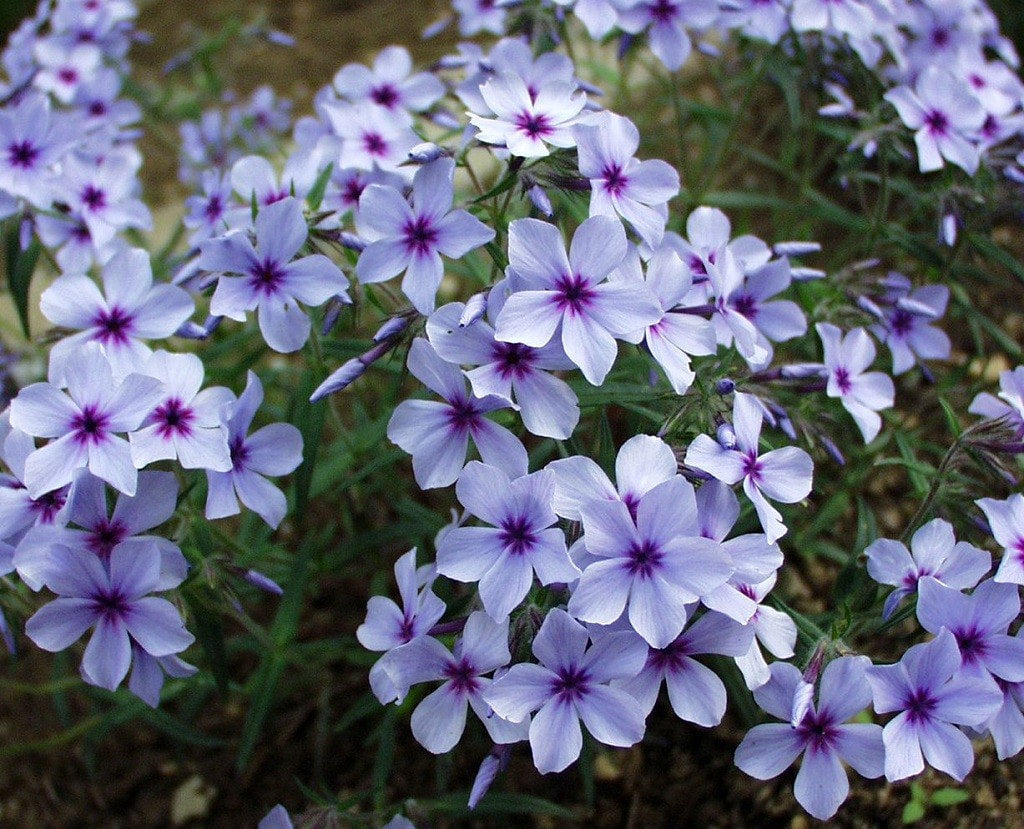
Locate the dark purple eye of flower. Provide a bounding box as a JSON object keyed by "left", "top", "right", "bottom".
{"left": 81, "top": 184, "right": 107, "bottom": 212}
{"left": 833, "top": 366, "right": 852, "bottom": 395}
{"left": 229, "top": 435, "right": 250, "bottom": 469}
{"left": 931, "top": 27, "right": 950, "bottom": 48}
{"left": 92, "top": 305, "right": 134, "bottom": 345}
{"left": 553, "top": 274, "right": 595, "bottom": 316}
{"left": 890, "top": 308, "right": 914, "bottom": 336}
{"left": 601, "top": 164, "right": 628, "bottom": 196}
{"left": 92, "top": 588, "right": 130, "bottom": 619}
{"left": 397, "top": 615, "right": 416, "bottom": 642}
{"left": 71, "top": 405, "right": 110, "bottom": 445}
{"left": 981, "top": 114, "right": 999, "bottom": 138}
{"left": 796, "top": 710, "right": 838, "bottom": 752}
{"left": 342, "top": 177, "right": 366, "bottom": 206}
{"left": 649, "top": 638, "right": 688, "bottom": 671}
{"left": 904, "top": 687, "right": 937, "bottom": 722}
{"left": 499, "top": 514, "right": 537, "bottom": 555}
{"left": 204, "top": 194, "right": 224, "bottom": 222}
{"left": 478, "top": 0, "right": 495, "bottom": 9}
{"left": 154, "top": 397, "right": 195, "bottom": 439}
{"left": 444, "top": 658, "right": 480, "bottom": 694}
{"left": 363, "top": 132, "right": 388, "bottom": 156}
{"left": 29, "top": 488, "right": 67, "bottom": 524}
{"left": 732, "top": 294, "right": 758, "bottom": 319}
{"left": 492, "top": 342, "right": 535, "bottom": 379}
{"left": 87, "top": 518, "right": 128, "bottom": 557}
{"left": 249, "top": 258, "right": 285, "bottom": 295}
{"left": 371, "top": 84, "right": 399, "bottom": 109}
{"left": 550, "top": 665, "right": 590, "bottom": 701}
{"left": 7, "top": 140, "right": 39, "bottom": 169}
{"left": 262, "top": 189, "right": 289, "bottom": 206}
{"left": 742, "top": 451, "right": 763, "bottom": 480}
{"left": 515, "top": 111, "right": 552, "bottom": 139}
{"left": 445, "top": 395, "right": 481, "bottom": 433}
{"left": 402, "top": 215, "right": 439, "bottom": 256}
{"left": 87, "top": 100, "right": 107, "bottom": 117}
{"left": 924, "top": 110, "right": 949, "bottom": 136}
{"left": 688, "top": 255, "right": 707, "bottom": 276}
{"left": 954, "top": 626, "right": 988, "bottom": 665}
{"left": 626, "top": 540, "right": 663, "bottom": 578}
{"left": 57, "top": 67, "right": 79, "bottom": 86}
{"left": 649, "top": 0, "right": 678, "bottom": 23}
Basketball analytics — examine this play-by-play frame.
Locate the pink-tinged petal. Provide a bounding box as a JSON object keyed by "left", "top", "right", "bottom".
{"left": 124, "top": 596, "right": 193, "bottom": 656}
{"left": 734, "top": 723, "right": 803, "bottom": 779}
{"left": 234, "top": 469, "right": 288, "bottom": 528}
{"left": 25, "top": 597, "right": 96, "bottom": 650}
{"left": 794, "top": 746, "right": 848, "bottom": 821}
{"left": 568, "top": 559, "right": 632, "bottom": 624}
{"left": 917, "top": 718, "right": 975, "bottom": 781}
{"left": 578, "top": 684, "right": 646, "bottom": 746}
{"left": 411, "top": 683, "right": 469, "bottom": 754}
{"left": 10, "top": 383, "right": 78, "bottom": 438}
{"left": 530, "top": 698, "right": 582, "bottom": 774}
{"left": 494, "top": 291, "right": 562, "bottom": 348}
{"left": 82, "top": 616, "right": 132, "bottom": 691}
{"left": 484, "top": 662, "right": 557, "bottom": 723}
{"left": 506, "top": 219, "right": 569, "bottom": 290}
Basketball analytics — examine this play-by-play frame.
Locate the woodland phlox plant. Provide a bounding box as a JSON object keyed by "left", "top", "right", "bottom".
{"left": 0, "top": 0, "right": 1023, "bottom": 826}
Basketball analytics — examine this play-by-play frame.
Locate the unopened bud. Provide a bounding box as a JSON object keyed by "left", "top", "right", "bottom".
{"left": 790, "top": 267, "right": 826, "bottom": 282}
{"left": 310, "top": 358, "right": 366, "bottom": 402}
{"left": 941, "top": 213, "right": 958, "bottom": 247}
{"left": 242, "top": 568, "right": 283, "bottom": 595}
{"left": 716, "top": 423, "right": 737, "bottom": 450}
{"left": 459, "top": 293, "right": 488, "bottom": 327}
{"left": 374, "top": 315, "right": 412, "bottom": 342}
{"left": 780, "top": 363, "right": 827, "bottom": 379}
{"left": 18, "top": 215, "right": 32, "bottom": 250}
{"left": 856, "top": 294, "right": 885, "bottom": 321}
{"left": 773, "top": 241, "right": 821, "bottom": 257}
{"left": 715, "top": 378, "right": 735, "bottom": 395}
{"left": 174, "top": 320, "right": 209, "bottom": 340}
{"left": 430, "top": 109, "right": 462, "bottom": 131}
{"left": 421, "top": 16, "right": 452, "bottom": 39}
{"left": 528, "top": 184, "right": 553, "bottom": 217}
{"left": 339, "top": 231, "right": 367, "bottom": 252}
{"left": 407, "top": 142, "right": 447, "bottom": 164}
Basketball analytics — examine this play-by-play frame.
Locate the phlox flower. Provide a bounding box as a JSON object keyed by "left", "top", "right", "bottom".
{"left": 730, "top": 574, "right": 797, "bottom": 690}
{"left": 884, "top": 65, "right": 986, "bottom": 175}
{"left": 976, "top": 494, "right": 1024, "bottom": 585}
{"left": 25, "top": 542, "right": 194, "bottom": 692}
{"left": 720, "top": 0, "right": 790, "bottom": 44}
{"left": 494, "top": 216, "right": 661, "bottom": 386}
{"left": 387, "top": 339, "right": 527, "bottom": 489}
{"left": 618, "top": 610, "right": 754, "bottom": 726}
{"left": 33, "top": 39, "right": 100, "bottom": 104}
{"left": 0, "top": 93, "right": 75, "bottom": 206}
{"left": 484, "top": 609, "right": 648, "bottom": 774}
{"left": 205, "top": 372, "right": 303, "bottom": 529}
{"left": 865, "top": 519, "right": 990, "bottom": 619}
{"left": 332, "top": 46, "right": 444, "bottom": 123}
{"left": 817, "top": 323, "right": 895, "bottom": 443}
{"left": 735, "top": 657, "right": 884, "bottom": 820}
{"left": 454, "top": 38, "right": 576, "bottom": 116}
{"left": 356, "top": 548, "right": 445, "bottom": 652}
{"left": 184, "top": 170, "right": 232, "bottom": 246}
{"left": 202, "top": 196, "right": 350, "bottom": 353}
{"left": 791, "top": 0, "right": 875, "bottom": 40}
{"left": 128, "top": 351, "right": 233, "bottom": 473}
{"left": 986, "top": 665, "right": 1024, "bottom": 761}
{"left": 969, "top": 365, "right": 1024, "bottom": 433}
{"left": 228, "top": 155, "right": 313, "bottom": 222}
{"left": 452, "top": 0, "right": 507, "bottom": 36}
{"left": 356, "top": 157, "right": 495, "bottom": 314}
{"left": 374, "top": 612, "right": 527, "bottom": 753}
{"left": 573, "top": 111, "right": 679, "bottom": 248}
{"left": 469, "top": 72, "right": 586, "bottom": 158}
{"left": 867, "top": 628, "right": 1003, "bottom": 782}
{"left": 870, "top": 277, "right": 951, "bottom": 375}
{"left": 9, "top": 343, "right": 163, "bottom": 497}
{"left": 617, "top": 0, "right": 719, "bottom": 71}
{"left": 685, "top": 392, "right": 813, "bottom": 543}
{"left": 40, "top": 247, "right": 194, "bottom": 384}
{"left": 0, "top": 419, "right": 71, "bottom": 544}
{"left": 60, "top": 151, "right": 152, "bottom": 249}
{"left": 568, "top": 474, "right": 734, "bottom": 647}
{"left": 916, "top": 578, "right": 1024, "bottom": 687}
{"left": 437, "top": 462, "right": 579, "bottom": 621}
{"left": 426, "top": 295, "right": 580, "bottom": 439}
{"left": 325, "top": 101, "right": 420, "bottom": 172}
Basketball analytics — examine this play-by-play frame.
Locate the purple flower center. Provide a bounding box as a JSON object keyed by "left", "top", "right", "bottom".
{"left": 981, "top": 114, "right": 999, "bottom": 139}
{"left": 81, "top": 184, "right": 107, "bottom": 212}
{"left": 924, "top": 110, "right": 949, "bottom": 136}
{"left": 229, "top": 435, "right": 251, "bottom": 471}
{"left": 649, "top": 638, "right": 689, "bottom": 672}
{"left": 444, "top": 658, "right": 480, "bottom": 695}
{"left": 904, "top": 687, "right": 937, "bottom": 723}
{"left": 204, "top": 194, "right": 224, "bottom": 223}
{"left": 796, "top": 709, "right": 839, "bottom": 754}
{"left": 71, "top": 405, "right": 110, "bottom": 446}
{"left": 249, "top": 258, "right": 286, "bottom": 296}
{"left": 626, "top": 539, "right": 663, "bottom": 579}
{"left": 890, "top": 308, "right": 914, "bottom": 337}
{"left": 92, "top": 588, "right": 130, "bottom": 620}
{"left": 371, "top": 84, "right": 400, "bottom": 109}
{"left": 88, "top": 100, "right": 107, "bottom": 117}
{"left": 7, "top": 140, "right": 39, "bottom": 170}
{"left": 499, "top": 514, "right": 537, "bottom": 555}
{"left": 732, "top": 293, "right": 758, "bottom": 319}
{"left": 688, "top": 255, "right": 707, "bottom": 276}
{"left": 153, "top": 397, "right": 195, "bottom": 439}
{"left": 622, "top": 492, "right": 641, "bottom": 522}
{"left": 445, "top": 395, "right": 482, "bottom": 434}
{"left": 342, "top": 177, "right": 366, "bottom": 207}
{"left": 742, "top": 451, "right": 763, "bottom": 481}
{"left": 363, "top": 132, "right": 388, "bottom": 157}
{"left": 953, "top": 626, "right": 988, "bottom": 665}
{"left": 86, "top": 518, "right": 128, "bottom": 558}
{"left": 57, "top": 67, "right": 79, "bottom": 86}
{"left": 492, "top": 342, "right": 535, "bottom": 379}
{"left": 553, "top": 274, "right": 595, "bottom": 316}
{"left": 649, "top": 0, "right": 678, "bottom": 23}
{"left": 514, "top": 111, "right": 552, "bottom": 139}
{"left": 550, "top": 665, "right": 591, "bottom": 703}
{"left": 402, "top": 215, "right": 439, "bottom": 256}
{"left": 601, "top": 163, "right": 628, "bottom": 197}
{"left": 834, "top": 366, "right": 852, "bottom": 395}
{"left": 29, "top": 488, "right": 67, "bottom": 524}
{"left": 397, "top": 615, "right": 416, "bottom": 643}
{"left": 92, "top": 305, "right": 134, "bottom": 345}
{"left": 931, "top": 27, "right": 950, "bottom": 48}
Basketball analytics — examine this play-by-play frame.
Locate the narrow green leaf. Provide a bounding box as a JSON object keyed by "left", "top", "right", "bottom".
{"left": 306, "top": 162, "right": 333, "bottom": 212}
{"left": 902, "top": 800, "right": 926, "bottom": 823}
{"left": 930, "top": 788, "right": 969, "bottom": 807}
{"left": 183, "top": 587, "right": 231, "bottom": 696}
{"left": 4, "top": 221, "right": 39, "bottom": 340}
{"left": 968, "top": 231, "right": 1024, "bottom": 285}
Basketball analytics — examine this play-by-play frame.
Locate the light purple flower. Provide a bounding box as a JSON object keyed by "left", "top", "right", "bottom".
{"left": 730, "top": 574, "right": 797, "bottom": 690}
{"left": 817, "top": 323, "right": 895, "bottom": 443}
{"left": 568, "top": 475, "right": 733, "bottom": 647}
{"left": 426, "top": 296, "right": 579, "bottom": 439}
{"left": 325, "top": 101, "right": 420, "bottom": 172}
{"left": 735, "top": 657, "right": 884, "bottom": 820}
{"left": 573, "top": 112, "right": 679, "bottom": 248}
{"left": 387, "top": 339, "right": 527, "bottom": 490}
{"left": 0, "top": 421, "right": 71, "bottom": 544}
{"left": 495, "top": 216, "right": 661, "bottom": 386}
{"left": 865, "top": 519, "right": 991, "bottom": 619}
{"left": 976, "top": 494, "right": 1024, "bottom": 585}
{"left": 202, "top": 196, "right": 350, "bottom": 353}
{"left": 721, "top": 0, "right": 790, "bottom": 43}
{"left": 438, "top": 462, "right": 579, "bottom": 621}
{"left": 618, "top": 611, "right": 753, "bottom": 725}
{"left": 484, "top": 609, "right": 648, "bottom": 774}
{"left": 129, "top": 351, "right": 233, "bottom": 472}
{"left": 25, "top": 542, "right": 194, "bottom": 692}
{"left": 375, "top": 612, "right": 527, "bottom": 753}
{"left": 452, "top": 0, "right": 507, "bottom": 36}
{"left": 617, "top": 0, "right": 719, "bottom": 71}
{"left": 60, "top": 151, "right": 152, "bottom": 248}
{"left": 205, "top": 372, "right": 303, "bottom": 529}
{"left": 332, "top": 46, "right": 444, "bottom": 122}
{"left": 0, "top": 93, "right": 75, "bottom": 207}
{"left": 916, "top": 578, "right": 1024, "bottom": 686}
{"left": 469, "top": 72, "right": 586, "bottom": 158}
{"left": 970, "top": 365, "right": 1024, "bottom": 433}
{"left": 685, "top": 392, "right": 813, "bottom": 543}
{"left": 357, "top": 548, "right": 445, "bottom": 652}
{"left": 356, "top": 158, "right": 495, "bottom": 314}
{"left": 9, "top": 344, "right": 163, "bottom": 497}
{"left": 33, "top": 39, "right": 100, "bottom": 103}
{"left": 870, "top": 277, "right": 951, "bottom": 375}
{"left": 867, "top": 628, "right": 1003, "bottom": 781}
{"left": 184, "top": 170, "right": 232, "bottom": 246}
{"left": 791, "top": 0, "right": 875, "bottom": 39}
{"left": 553, "top": 0, "right": 623, "bottom": 38}
{"left": 128, "top": 646, "right": 197, "bottom": 708}
{"left": 885, "top": 65, "right": 987, "bottom": 175}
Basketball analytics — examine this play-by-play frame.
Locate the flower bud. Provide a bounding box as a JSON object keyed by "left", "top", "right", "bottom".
{"left": 310, "top": 359, "right": 366, "bottom": 402}
{"left": 773, "top": 241, "right": 821, "bottom": 257}
{"left": 407, "top": 142, "right": 447, "bottom": 164}
{"left": 242, "top": 568, "right": 283, "bottom": 596}
{"left": 527, "top": 184, "right": 553, "bottom": 217}
{"left": 459, "top": 293, "right": 488, "bottom": 327}
{"left": 715, "top": 378, "right": 735, "bottom": 395}
{"left": 374, "top": 315, "right": 412, "bottom": 342}
{"left": 716, "top": 423, "right": 737, "bottom": 450}
{"left": 790, "top": 267, "right": 826, "bottom": 282}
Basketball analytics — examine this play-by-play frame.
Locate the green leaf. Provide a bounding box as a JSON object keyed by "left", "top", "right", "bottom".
{"left": 306, "top": 163, "right": 333, "bottom": 212}
{"left": 289, "top": 370, "right": 327, "bottom": 521}
{"left": 902, "top": 800, "right": 926, "bottom": 823}
{"left": 419, "top": 792, "right": 575, "bottom": 819}
{"left": 183, "top": 587, "right": 231, "bottom": 696}
{"left": 4, "top": 220, "right": 39, "bottom": 340}
{"left": 930, "top": 788, "right": 970, "bottom": 807}
{"left": 968, "top": 231, "right": 1024, "bottom": 285}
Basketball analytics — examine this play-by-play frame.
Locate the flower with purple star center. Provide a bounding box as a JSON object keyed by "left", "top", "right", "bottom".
{"left": 443, "top": 658, "right": 481, "bottom": 695}
{"left": 553, "top": 274, "right": 595, "bottom": 316}
{"left": 86, "top": 519, "right": 128, "bottom": 557}
{"left": 600, "top": 163, "right": 628, "bottom": 197}
{"left": 363, "top": 131, "right": 388, "bottom": 156}
{"left": 248, "top": 259, "right": 285, "bottom": 297}
{"left": 7, "top": 140, "right": 39, "bottom": 170}
{"left": 515, "top": 111, "right": 552, "bottom": 139}
{"left": 626, "top": 539, "right": 663, "bottom": 578}
{"left": 92, "top": 306, "right": 134, "bottom": 346}
{"left": 498, "top": 514, "right": 537, "bottom": 555}
{"left": 153, "top": 398, "right": 195, "bottom": 439}
{"left": 81, "top": 184, "right": 107, "bottom": 212}
{"left": 491, "top": 341, "right": 536, "bottom": 380}
{"left": 371, "top": 84, "right": 399, "bottom": 108}
{"left": 550, "top": 665, "right": 591, "bottom": 703}
{"left": 71, "top": 405, "right": 110, "bottom": 446}
{"left": 924, "top": 110, "right": 949, "bottom": 136}
{"left": 833, "top": 366, "right": 852, "bottom": 394}
{"left": 402, "top": 215, "right": 439, "bottom": 256}
{"left": 903, "top": 687, "right": 937, "bottom": 724}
